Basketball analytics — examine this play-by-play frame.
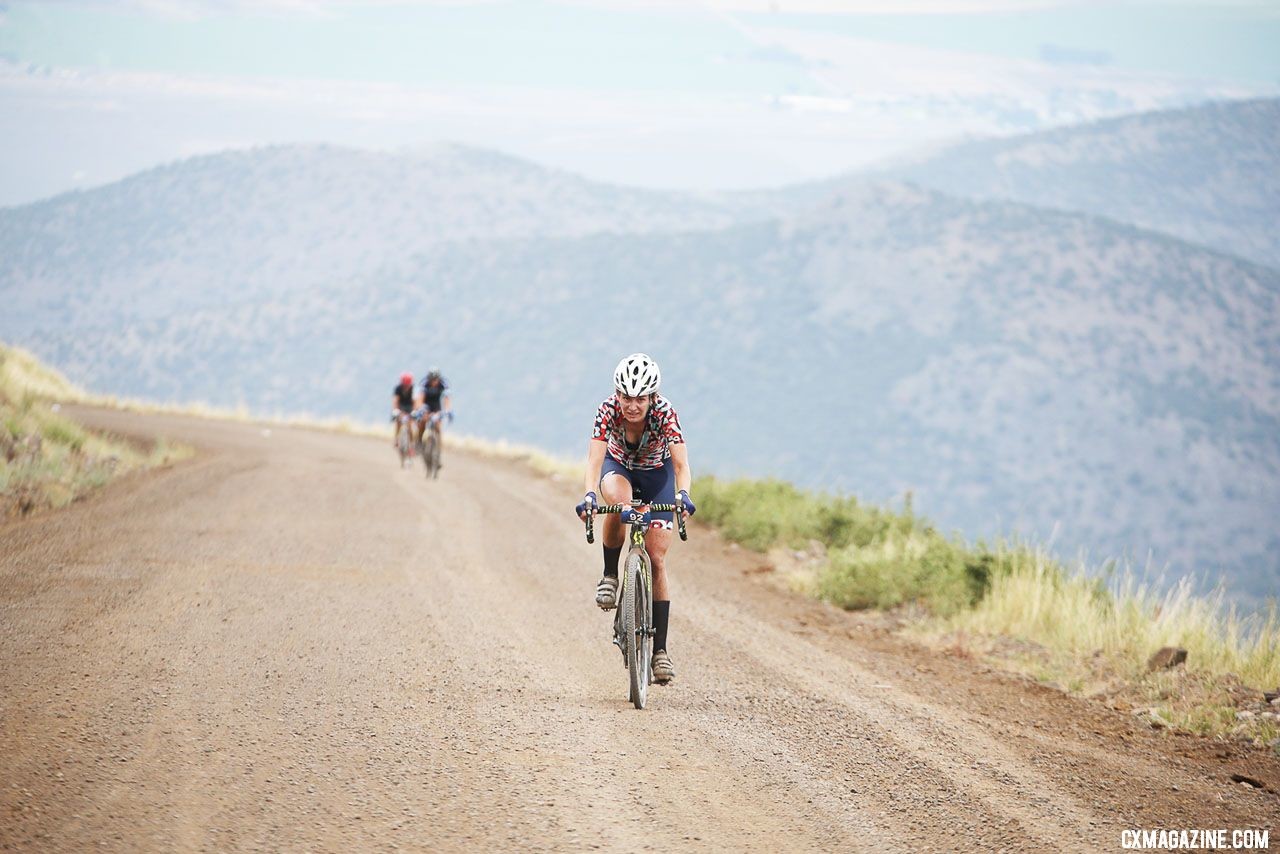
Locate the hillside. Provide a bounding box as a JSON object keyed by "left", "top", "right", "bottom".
{"left": 0, "top": 143, "right": 793, "bottom": 333}
{"left": 885, "top": 97, "right": 1280, "bottom": 269}
{"left": 2, "top": 147, "right": 1276, "bottom": 603}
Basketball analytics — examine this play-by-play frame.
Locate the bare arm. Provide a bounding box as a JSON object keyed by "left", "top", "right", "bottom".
{"left": 583, "top": 439, "right": 607, "bottom": 497}
{"left": 670, "top": 442, "right": 691, "bottom": 496}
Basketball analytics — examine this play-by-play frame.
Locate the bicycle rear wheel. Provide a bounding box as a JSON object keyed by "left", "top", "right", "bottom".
{"left": 623, "top": 552, "right": 652, "bottom": 709}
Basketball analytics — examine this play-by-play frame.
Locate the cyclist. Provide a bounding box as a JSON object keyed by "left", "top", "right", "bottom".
{"left": 391, "top": 372, "right": 416, "bottom": 451}
{"left": 417, "top": 367, "right": 453, "bottom": 454}
{"left": 575, "top": 353, "right": 695, "bottom": 685}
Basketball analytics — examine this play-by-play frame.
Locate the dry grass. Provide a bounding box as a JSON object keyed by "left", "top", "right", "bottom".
{"left": 88, "top": 388, "right": 585, "bottom": 482}
{"left": 698, "top": 471, "right": 1280, "bottom": 745}
{"left": 0, "top": 344, "right": 91, "bottom": 402}
{"left": 941, "top": 553, "right": 1279, "bottom": 688}
{"left": 451, "top": 435, "right": 581, "bottom": 482}
{"left": 913, "top": 548, "right": 1280, "bottom": 749}
{"left": 1, "top": 344, "right": 191, "bottom": 516}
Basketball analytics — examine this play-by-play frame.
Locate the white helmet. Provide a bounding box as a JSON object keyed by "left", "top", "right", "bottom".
{"left": 614, "top": 353, "right": 661, "bottom": 396}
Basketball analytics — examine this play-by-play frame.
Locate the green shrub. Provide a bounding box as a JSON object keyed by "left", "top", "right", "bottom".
{"left": 693, "top": 475, "right": 925, "bottom": 553}
{"left": 815, "top": 533, "right": 1018, "bottom": 615}
{"left": 694, "top": 476, "right": 814, "bottom": 551}
{"left": 695, "top": 474, "right": 1030, "bottom": 614}
{"left": 40, "top": 416, "right": 88, "bottom": 452}
{"left": 73, "top": 463, "right": 115, "bottom": 492}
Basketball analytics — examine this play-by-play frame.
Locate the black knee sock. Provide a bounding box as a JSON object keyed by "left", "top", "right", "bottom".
{"left": 653, "top": 600, "right": 670, "bottom": 652}
{"left": 602, "top": 545, "right": 621, "bottom": 578}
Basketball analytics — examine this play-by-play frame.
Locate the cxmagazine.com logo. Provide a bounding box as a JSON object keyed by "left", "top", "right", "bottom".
{"left": 1121, "top": 829, "right": 1270, "bottom": 850}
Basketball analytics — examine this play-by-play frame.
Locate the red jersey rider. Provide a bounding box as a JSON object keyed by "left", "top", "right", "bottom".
{"left": 576, "top": 353, "right": 695, "bottom": 685}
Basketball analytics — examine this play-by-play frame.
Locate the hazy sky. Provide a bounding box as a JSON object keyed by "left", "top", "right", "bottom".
{"left": 2, "top": 0, "right": 1277, "bottom": 205}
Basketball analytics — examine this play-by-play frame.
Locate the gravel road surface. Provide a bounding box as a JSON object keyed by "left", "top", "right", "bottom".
{"left": 2, "top": 409, "right": 1277, "bottom": 852}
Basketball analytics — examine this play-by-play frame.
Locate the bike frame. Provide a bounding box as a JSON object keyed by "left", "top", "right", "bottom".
{"left": 420, "top": 412, "right": 444, "bottom": 478}
{"left": 585, "top": 500, "right": 687, "bottom": 708}
{"left": 393, "top": 411, "right": 414, "bottom": 467}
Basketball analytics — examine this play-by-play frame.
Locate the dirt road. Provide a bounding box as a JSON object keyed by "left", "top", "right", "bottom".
{"left": 2, "top": 409, "right": 1277, "bottom": 852}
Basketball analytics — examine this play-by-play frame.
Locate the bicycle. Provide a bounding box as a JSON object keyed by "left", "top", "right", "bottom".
{"left": 418, "top": 411, "right": 445, "bottom": 479}
{"left": 391, "top": 411, "right": 416, "bottom": 468}
{"left": 584, "top": 498, "right": 687, "bottom": 709}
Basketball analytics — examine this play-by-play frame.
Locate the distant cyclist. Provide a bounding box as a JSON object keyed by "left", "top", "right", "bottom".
{"left": 391, "top": 371, "right": 416, "bottom": 450}
{"left": 417, "top": 367, "right": 453, "bottom": 452}
{"left": 574, "top": 353, "right": 694, "bottom": 685}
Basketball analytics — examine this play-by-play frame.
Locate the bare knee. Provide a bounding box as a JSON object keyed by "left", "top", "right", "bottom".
{"left": 599, "top": 475, "right": 630, "bottom": 548}
{"left": 600, "top": 473, "right": 631, "bottom": 504}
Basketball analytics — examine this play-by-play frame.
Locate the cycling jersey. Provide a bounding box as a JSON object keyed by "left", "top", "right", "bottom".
{"left": 420, "top": 377, "right": 449, "bottom": 412}
{"left": 592, "top": 394, "right": 684, "bottom": 470}
{"left": 393, "top": 383, "right": 414, "bottom": 413}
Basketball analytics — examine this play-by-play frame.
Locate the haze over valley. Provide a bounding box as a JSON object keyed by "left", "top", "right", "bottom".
{"left": 4, "top": 96, "right": 1278, "bottom": 605}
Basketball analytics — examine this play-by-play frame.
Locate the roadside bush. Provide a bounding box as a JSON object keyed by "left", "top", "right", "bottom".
{"left": 40, "top": 417, "right": 88, "bottom": 453}
{"left": 695, "top": 474, "right": 1030, "bottom": 614}
{"left": 693, "top": 476, "right": 816, "bottom": 551}
{"left": 693, "top": 475, "right": 923, "bottom": 553}
{"left": 815, "top": 534, "right": 1033, "bottom": 615}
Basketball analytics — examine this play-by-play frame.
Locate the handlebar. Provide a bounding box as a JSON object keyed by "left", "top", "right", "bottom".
{"left": 585, "top": 502, "right": 687, "bottom": 544}
{"left": 419, "top": 410, "right": 451, "bottom": 425}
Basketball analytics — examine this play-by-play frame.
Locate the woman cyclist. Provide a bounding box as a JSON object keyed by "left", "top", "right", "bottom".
{"left": 575, "top": 353, "right": 695, "bottom": 685}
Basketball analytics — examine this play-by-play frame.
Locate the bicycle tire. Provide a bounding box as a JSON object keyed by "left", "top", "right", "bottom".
{"left": 423, "top": 432, "right": 439, "bottom": 479}
{"left": 398, "top": 430, "right": 410, "bottom": 468}
{"left": 624, "top": 552, "right": 651, "bottom": 709}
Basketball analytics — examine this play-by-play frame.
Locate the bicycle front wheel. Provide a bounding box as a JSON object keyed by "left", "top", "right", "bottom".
{"left": 623, "top": 552, "right": 652, "bottom": 709}
{"left": 422, "top": 433, "right": 438, "bottom": 478}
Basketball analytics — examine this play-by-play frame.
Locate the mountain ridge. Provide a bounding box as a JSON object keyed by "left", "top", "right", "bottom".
{"left": 3, "top": 105, "right": 1277, "bottom": 604}
{"left": 882, "top": 95, "right": 1280, "bottom": 269}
